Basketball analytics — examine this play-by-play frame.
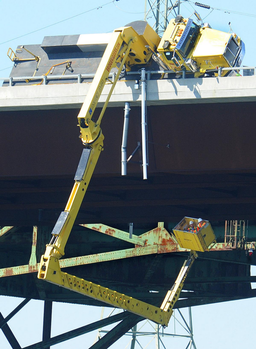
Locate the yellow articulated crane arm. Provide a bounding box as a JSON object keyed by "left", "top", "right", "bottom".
{"left": 37, "top": 21, "right": 160, "bottom": 261}
{"left": 39, "top": 247, "right": 198, "bottom": 327}
{"left": 38, "top": 21, "right": 214, "bottom": 327}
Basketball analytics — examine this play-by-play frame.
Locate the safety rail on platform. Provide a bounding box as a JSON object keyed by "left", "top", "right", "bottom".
{"left": 0, "top": 66, "right": 255, "bottom": 86}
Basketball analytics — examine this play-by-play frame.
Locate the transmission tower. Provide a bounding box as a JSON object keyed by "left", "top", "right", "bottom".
{"left": 144, "top": 0, "right": 182, "bottom": 34}
{"left": 97, "top": 307, "right": 197, "bottom": 349}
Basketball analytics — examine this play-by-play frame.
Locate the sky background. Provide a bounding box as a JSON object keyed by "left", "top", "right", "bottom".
{"left": 1, "top": 0, "right": 256, "bottom": 348}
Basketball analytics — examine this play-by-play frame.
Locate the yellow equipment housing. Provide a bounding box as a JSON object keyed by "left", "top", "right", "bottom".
{"left": 157, "top": 16, "right": 245, "bottom": 77}
{"left": 123, "top": 21, "right": 161, "bottom": 69}
{"left": 173, "top": 217, "right": 216, "bottom": 252}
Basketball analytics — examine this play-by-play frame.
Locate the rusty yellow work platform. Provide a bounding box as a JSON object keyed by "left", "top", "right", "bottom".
{"left": 173, "top": 217, "right": 216, "bottom": 252}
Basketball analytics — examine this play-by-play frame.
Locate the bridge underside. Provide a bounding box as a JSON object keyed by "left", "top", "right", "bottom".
{"left": 0, "top": 100, "right": 256, "bottom": 226}
{"left": 1, "top": 98, "right": 256, "bottom": 304}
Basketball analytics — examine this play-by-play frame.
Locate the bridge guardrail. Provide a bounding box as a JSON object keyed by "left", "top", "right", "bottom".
{"left": 0, "top": 66, "right": 254, "bottom": 86}
{"left": 218, "top": 66, "right": 256, "bottom": 76}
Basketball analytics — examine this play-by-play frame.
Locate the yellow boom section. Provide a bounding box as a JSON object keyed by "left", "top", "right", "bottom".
{"left": 77, "top": 23, "right": 160, "bottom": 145}
{"left": 39, "top": 248, "right": 198, "bottom": 327}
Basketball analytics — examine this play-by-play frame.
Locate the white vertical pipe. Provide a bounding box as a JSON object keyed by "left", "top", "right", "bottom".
{"left": 129, "top": 222, "right": 133, "bottom": 239}
{"left": 141, "top": 68, "right": 148, "bottom": 180}
{"left": 121, "top": 102, "right": 130, "bottom": 176}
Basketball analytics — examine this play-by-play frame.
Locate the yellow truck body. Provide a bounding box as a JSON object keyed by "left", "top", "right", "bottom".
{"left": 157, "top": 16, "right": 245, "bottom": 77}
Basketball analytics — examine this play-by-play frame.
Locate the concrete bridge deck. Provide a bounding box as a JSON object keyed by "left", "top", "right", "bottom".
{"left": 1, "top": 74, "right": 256, "bottom": 110}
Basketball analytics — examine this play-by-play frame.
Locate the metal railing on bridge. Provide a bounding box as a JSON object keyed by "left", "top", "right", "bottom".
{"left": 0, "top": 66, "right": 255, "bottom": 86}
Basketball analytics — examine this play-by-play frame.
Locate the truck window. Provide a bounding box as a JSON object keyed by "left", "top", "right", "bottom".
{"left": 224, "top": 37, "right": 240, "bottom": 66}
{"left": 176, "top": 20, "right": 200, "bottom": 58}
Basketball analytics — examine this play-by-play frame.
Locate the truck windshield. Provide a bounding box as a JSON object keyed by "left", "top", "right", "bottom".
{"left": 176, "top": 19, "right": 200, "bottom": 57}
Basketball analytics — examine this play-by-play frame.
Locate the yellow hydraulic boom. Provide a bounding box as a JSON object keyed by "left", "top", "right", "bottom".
{"left": 37, "top": 22, "right": 160, "bottom": 260}
{"left": 38, "top": 21, "right": 215, "bottom": 326}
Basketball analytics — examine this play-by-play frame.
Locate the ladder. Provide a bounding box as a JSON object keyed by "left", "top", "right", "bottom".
{"left": 224, "top": 220, "right": 247, "bottom": 248}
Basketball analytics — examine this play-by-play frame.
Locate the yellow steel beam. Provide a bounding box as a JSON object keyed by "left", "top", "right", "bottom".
{"left": 81, "top": 223, "right": 147, "bottom": 246}
{"left": 0, "top": 226, "right": 14, "bottom": 237}
{"left": 81, "top": 223, "right": 179, "bottom": 252}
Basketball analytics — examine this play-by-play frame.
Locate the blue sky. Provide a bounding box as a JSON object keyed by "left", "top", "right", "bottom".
{"left": 1, "top": 0, "right": 256, "bottom": 348}
{"left": 0, "top": 0, "right": 256, "bottom": 74}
